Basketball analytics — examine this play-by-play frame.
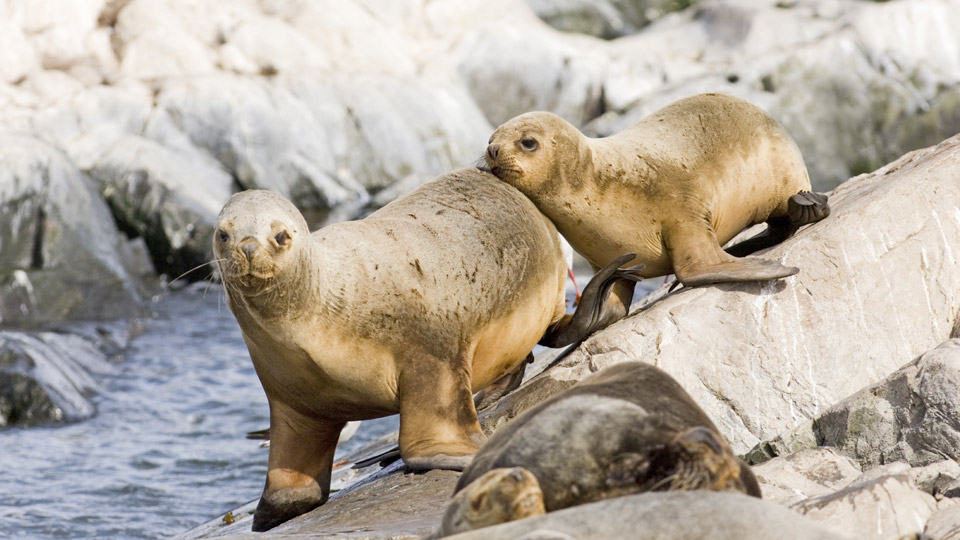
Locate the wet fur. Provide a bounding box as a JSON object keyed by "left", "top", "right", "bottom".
{"left": 455, "top": 362, "right": 760, "bottom": 513}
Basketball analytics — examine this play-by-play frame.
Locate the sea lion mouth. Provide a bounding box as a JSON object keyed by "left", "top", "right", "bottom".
{"left": 489, "top": 166, "right": 521, "bottom": 179}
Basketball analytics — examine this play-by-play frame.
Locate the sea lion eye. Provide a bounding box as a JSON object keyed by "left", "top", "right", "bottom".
{"left": 520, "top": 138, "right": 538, "bottom": 151}
{"left": 275, "top": 231, "right": 289, "bottom": 246}
{"left": 217, "top": 229, "right": 229, "bottom": 242}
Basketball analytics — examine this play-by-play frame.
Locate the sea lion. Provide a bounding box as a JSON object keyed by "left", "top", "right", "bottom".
{"left": 484, "top": 93, "right": 831, "bottom": 287}
{"left": 441, "top": 362, "right": 759, "bottom": 536}
{"left": 439, "top": 467, "right": 546, "bottom": 537}
{"left": 213, "top": 167, "right": 643, "bottom": 531}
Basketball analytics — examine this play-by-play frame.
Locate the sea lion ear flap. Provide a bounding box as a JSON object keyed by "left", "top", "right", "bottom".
{"left": 671, "top": 426, "right": 725, "bottom": 456}
{"left": 605, "top": 452, "right": 651, "bottom": 488}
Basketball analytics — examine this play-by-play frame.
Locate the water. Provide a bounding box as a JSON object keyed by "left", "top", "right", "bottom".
{"left": 0, "top": 284, "right": 396, "bottom": 540}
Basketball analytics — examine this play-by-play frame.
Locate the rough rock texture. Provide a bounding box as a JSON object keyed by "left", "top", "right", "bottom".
{"left": 441, "top": 491, "right": 858, "bottom": 540}
{"left": 750, "top": 447, "right": 861, "bottom": 506}
{"left": 792, "top": 473, "right": 943, "bottom": 540}
{"left": 748, "top": 339, "right": 960, "bottom": 469}
{"left": 926, "top": 504, "right": 960, "bottom": 540}
{"left": 0, "top": 329, "right": 117, "bottom": 426}
{"left": 177, "top": 461, "right": 456, "bottom": 540}
{"left": 587, "top": 0, "right": 960, "bottom": 190}
{"left": 484, "top": 135, "right": 960, "bottom": 454}
{"left": 526, "top": 0, "right": 697, "bottom": 39}
{"left": 0, "top": 130, "right": 145, "bottom": 324}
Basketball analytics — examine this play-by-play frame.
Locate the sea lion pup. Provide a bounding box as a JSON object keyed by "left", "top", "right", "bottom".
{"left": 485, "top": 93, "right": 831, "bottom": 287}
{"left": 213, "top": 167, "right": 644, "bottom": 531}
{"left": 439, "top": 362, "right": 759, "bottom": 537}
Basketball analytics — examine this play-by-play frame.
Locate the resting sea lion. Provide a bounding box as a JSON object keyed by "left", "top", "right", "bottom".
{"left": 441, "top": 362, "right": 759, "bottom": 536}
{"left": 213, "top": 167, "right": 643, "bottom": 531}
{"left": 485, "top": 93, "right": 830, "bottom": 287}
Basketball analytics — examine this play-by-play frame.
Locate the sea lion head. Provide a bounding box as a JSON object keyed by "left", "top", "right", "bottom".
{"left": 653, "top": 426, "right": 760, "bottom": 497}
{"left": 485, "top": 111, "right": 591, "bottom": 196}
{"left": 213, "top": 190, "right": 311, "bottom": 298}
{"left": 440, "top": 467, "right": 546, "bottom": 536}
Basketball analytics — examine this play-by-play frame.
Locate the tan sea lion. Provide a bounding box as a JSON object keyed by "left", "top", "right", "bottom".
{"left": 485, "top": 93, "right": 831, "bottom": 287}
{"left": 213, "top": 167, "right": 644, "bottom": 531}
{"left": 440, "top": 362, "right": 759, "bottom": 536}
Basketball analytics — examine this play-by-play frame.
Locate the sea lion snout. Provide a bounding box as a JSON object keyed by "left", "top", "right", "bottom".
{"left": 487, "top": 143, "right": 500, "bottom": 160}
{"left": 239, "top": 238, "right": 259, "bottom": 262}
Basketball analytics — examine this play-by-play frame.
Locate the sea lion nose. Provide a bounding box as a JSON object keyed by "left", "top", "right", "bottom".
{"left": 486, "top": 143, "right": 500, "bottom": 160}
{"left": 239, "top": 239, "right": 258, "bottom": 262}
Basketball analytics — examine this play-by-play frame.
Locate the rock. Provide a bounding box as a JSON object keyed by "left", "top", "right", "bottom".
{"left": 0, "top": 130, "right": 145, "bottom": 323}
{"left": 150, "top": 73, "right": 365, "bottom": 210}
{"left": 0, "top": 18, "right": 38, "bottom": 83}
{"left": 442, "top": 491, "right": 857, "bottom": 540}
{"left": 590, "top": 0, "right": 960, "bottom": 190}
{"left": 750, "top": 447, "right": 861, "bottom": 506}
{"left": 485, "top": 135, "right": 960, "bottom": 455}
{"left": 86, "top": 134, "right": 233, "bottom": 278}
{"left": 924, "top": 503, "right": 960, "bottom": 539}
{"left": 0, "top": 330, "right": 116, "bottom": 427}
{"left": 527, "top": 0, "right": 698, "bottom": 39}
{"left": 910, "top": 460, "right": 960, "bottom": 496}
{"left": 792, "top": 473, "right": 939, "bottom": 540}
{"left": 454, "top": 23, "right": 608, "bottom": 128}
{"left": 179, "top": 461, "right": 457, "bottom": 539}
{"left": 749, "top": 339, "right": 960, "bottom": 469}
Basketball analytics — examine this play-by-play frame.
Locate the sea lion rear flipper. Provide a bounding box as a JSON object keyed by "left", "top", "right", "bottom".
{"left": 667, "top": 222, "right": 798, "bottom": 287}
{"left": 725, "top": 191, "right": 831, "bottom": 256}
{"left": 539, "top": 253, "right": 644, "bottom": 348}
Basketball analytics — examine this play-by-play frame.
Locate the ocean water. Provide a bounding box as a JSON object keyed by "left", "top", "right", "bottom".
{"left": 0, "top": 284, "right": 396, "bottom": 540}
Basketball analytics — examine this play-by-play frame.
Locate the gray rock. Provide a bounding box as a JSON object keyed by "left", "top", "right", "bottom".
{"left": 792, "top": 473, "right": 939, "bottom": 540}
{"left": 486, "top": 135, "right": 960, "bottom": 455}
{"left": 86, "top": 134, "right": 233, "bottom": 279}
{"left": 751, "top": 447, "right": 861, "bottom": 506}
{"left": 750, "top": 340, "right": 960, "bottom": 469}
{"left": 150, "top": 73, "right": 365, "bottom": 211}
{"left": 909, "top": 460, "right": 960, "bottom": 496}
{"left": 591, "top": 0, "right": 960, "bottom": 190}
{"left": 442, "top": 491, "right": 858, "bottom": 540}
{"left": 0, "top": 330, "right": 115, "bottom": 426}
{"left": 0, "top": 130, "right": 144, "bottom": 323}
{"left": 527, "top": 0, "right": 698, "bottom": 39}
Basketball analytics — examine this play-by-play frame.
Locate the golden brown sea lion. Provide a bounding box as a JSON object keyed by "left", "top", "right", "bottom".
{"left": 440, "top": 362, "right": 760, "bottom": 536}
{"left": 485, "top": 93, "right": 830, "bottom": 287}
{"left": 213, "top": 167, "right": 643, "bottom": 531}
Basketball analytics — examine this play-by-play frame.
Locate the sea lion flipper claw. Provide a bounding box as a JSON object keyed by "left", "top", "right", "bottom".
{"left": 539, "top": 254, "right": 642, "bottom": 348}
{"left": 787, "top": 191, "right": 831, "bottom": 226}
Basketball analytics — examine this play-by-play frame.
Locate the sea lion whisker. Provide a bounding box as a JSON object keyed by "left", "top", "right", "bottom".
{"left": 169, "top": 258, "right": 224, "bottom": 286}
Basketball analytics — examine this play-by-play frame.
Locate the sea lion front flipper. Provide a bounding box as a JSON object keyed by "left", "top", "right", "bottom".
{"left": 399, "top": 352, "right": 485, "bottom": 472}
{"left": 438, "top": 467, "right": 546, "bottom": 537}
{"left": 666, "top": 222, "right": 798, "bottom": 287}
{"left": 253, "top": 400, "right": 345, "bottom": 531}
{"left": 539, "top": 253, "right": 644, "bottom": 348}
{"left": 725, "top": 191, "right": 831, "bottom": 256}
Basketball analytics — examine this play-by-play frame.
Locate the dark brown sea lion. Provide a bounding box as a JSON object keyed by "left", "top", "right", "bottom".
{"left": 441, "top": 362, "right": 760, "bottom": 536}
